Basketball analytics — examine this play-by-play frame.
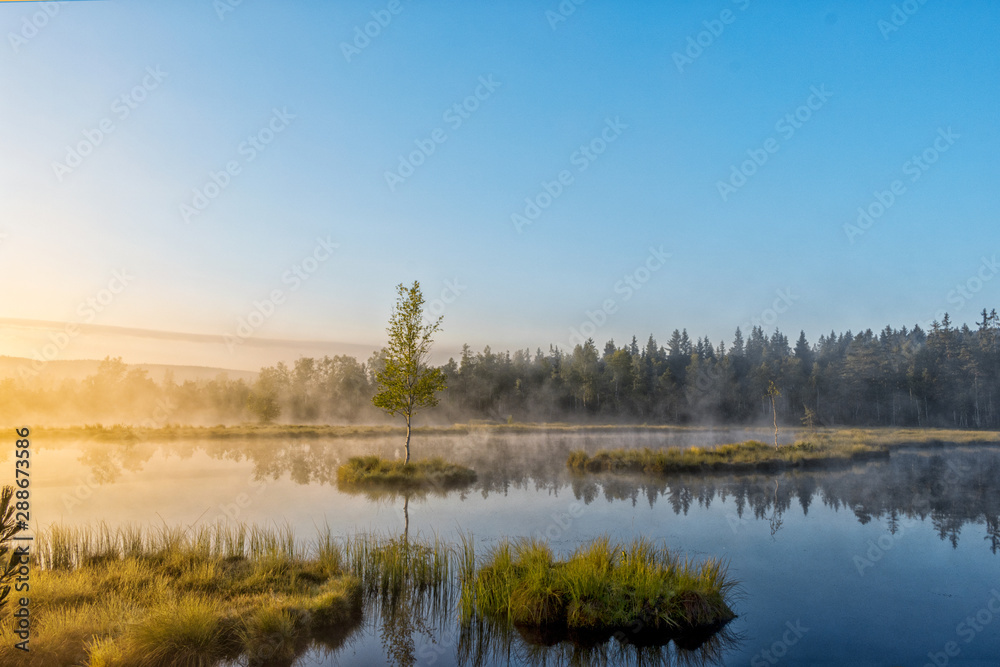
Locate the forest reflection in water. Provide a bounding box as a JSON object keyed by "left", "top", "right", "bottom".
{"left": 37, "top": 432, "right": 1000, "bottom": 665}
{"left": 64, "top": 433, "right": 1000, "bottom": 553}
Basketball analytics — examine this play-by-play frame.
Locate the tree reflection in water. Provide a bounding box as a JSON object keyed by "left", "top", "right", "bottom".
{"left": 57, "top": 435, "right": 1000, "bottom": 664}
{"left": 67, "top": 436, "right": 1000, "bottom": 553}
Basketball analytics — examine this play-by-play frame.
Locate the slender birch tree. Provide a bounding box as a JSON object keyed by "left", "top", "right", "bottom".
{"left": 372, "top": 281, "right": 447, "bottom": 463}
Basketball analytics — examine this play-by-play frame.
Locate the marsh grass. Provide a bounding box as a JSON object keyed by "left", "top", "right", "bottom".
{"left": 337, "top": 456, "right": 476, "bottom": 491}
{"left": 345, "top": 533, "right": 451, "bottom": 592}
{"left": 0, "top": 523, "right": 459, "bottom": 667}
{"left": 460, "top": 535, "right": 736, "bottom": 639}
{"left": 568, "top": 438, "right": 890, "bottom": 475}
{"left": 4, "top": 521, "right": 738, "bottom": 664}
{"left": 0, "top": 523, "right": 362, "bottom": 667}
{"left": 35, "top": 423, "right": 1000, "bottom": 455}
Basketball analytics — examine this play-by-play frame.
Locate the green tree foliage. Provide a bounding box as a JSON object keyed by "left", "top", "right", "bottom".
{"left": 247, "top": 364, "right": 286, "bottom": 424}
{"left": 372, "top": 281, "right": 447, "bottom": 463}
{"left": 3, "top": 310, "right": 1000, "bottom": 430}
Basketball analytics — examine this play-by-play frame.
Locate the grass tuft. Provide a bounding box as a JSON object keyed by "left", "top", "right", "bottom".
{"left": 568, "top": 438, "right": 889, "bottom": 475}
{"left": 337, "top": 455, "right": 476, "bottom": 491}
{"left": 462, "top": 535, "right": 736, "bottom": 639}
{"left": 0, "top": 523, "right": 363, "bottom": 667}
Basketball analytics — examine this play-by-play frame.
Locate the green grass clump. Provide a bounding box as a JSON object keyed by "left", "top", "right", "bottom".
{"left": 0, "top": 523, "right": 362, "bottom": 667}
{"left": 337, "top": 455, "right": 476, "bottom": 491}
{"left": 461, "top": 535, "right": 736, "bottom": 638}
{"left": 568, "top": 438, "right": 889, "bottom": 475}
{"left": 344, "top": 533, "right": 452, "bottom": 600}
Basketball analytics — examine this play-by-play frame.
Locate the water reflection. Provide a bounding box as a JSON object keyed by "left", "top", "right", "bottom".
{"left": 42, "top": 434, "right": 1000, "bottom": 664}
{"left": 766, "top": 479, "right": 783, "bottom": 539}
{"left": 379, "top": 572, "right": 440, "bottom": 666}
{"left": 219, "top": 608, "right": 362, "bottom": 667}
{"left": 64, "top": 435, "right": 1000, "bottom": 552}
{"left": 457, "top": 617, "right": 742, "bottom": 667}
{"left": 567, "top": 449, "right": 1000, "bottom": 551}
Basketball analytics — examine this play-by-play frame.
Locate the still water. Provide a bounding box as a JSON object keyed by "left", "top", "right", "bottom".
{"left": 27, "top": 429, "right": 1000, "bottom": 666}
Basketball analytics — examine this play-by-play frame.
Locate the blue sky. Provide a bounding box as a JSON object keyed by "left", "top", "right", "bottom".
{"left": 1, "top": 0, "right": 998, "bottom": 370}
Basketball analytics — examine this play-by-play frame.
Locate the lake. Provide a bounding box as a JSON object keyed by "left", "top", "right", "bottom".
{"left": 27, "top": 429, "right": 1000, "bottom": 666}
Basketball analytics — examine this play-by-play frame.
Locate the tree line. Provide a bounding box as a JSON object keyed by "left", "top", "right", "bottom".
{"left": 432, "top": 309, "right": 1000, "bottom": 429}
{"left": 2, "top": 309, "right": 998, "bottom": 429}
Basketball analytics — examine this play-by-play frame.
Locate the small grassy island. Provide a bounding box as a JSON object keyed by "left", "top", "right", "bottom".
{"left": 460, "top": 536, "right": 736, "bottom": 642}
{"left": 568, "top": 438, "right": 889, "bottom": 475}
{"left": 336, "top": 455, "right": 477, "bottom": 491}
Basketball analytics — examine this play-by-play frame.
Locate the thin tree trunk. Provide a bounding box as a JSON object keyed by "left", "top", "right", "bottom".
{"left": 975, "top": 376, "right": 981, "bottom": 428}
{"left": 405, "top": 415, "right": 411, "bottom": 464}
{"left": 403, "top": 495, "right": 409, "bottom": 543}
{"left": 771, "top": 396, "right": 778, "bottom": 450}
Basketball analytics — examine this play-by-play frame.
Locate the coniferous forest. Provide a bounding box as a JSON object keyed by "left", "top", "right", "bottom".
{"left": 3, "top": 310, "right": 999, "bottom": 429}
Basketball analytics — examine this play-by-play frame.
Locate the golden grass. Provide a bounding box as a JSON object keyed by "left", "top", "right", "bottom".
{"left": 29, "top": 422, "right": 1000, "bottom": 447}
{"left": 0, "top": 523, "right": 361, "bottom": 667}
{"left": 567, "top": 436, "right": 899, "bottom": 475}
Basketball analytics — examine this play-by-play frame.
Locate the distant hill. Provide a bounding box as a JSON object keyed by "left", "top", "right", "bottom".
{"left": 0, "top": 356, "right": 257, "bottom": 384}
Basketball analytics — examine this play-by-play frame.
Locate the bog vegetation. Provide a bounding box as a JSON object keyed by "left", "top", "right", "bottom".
{"left": 567, "top": 438, "right": 888, "bottom": 475}
{"left": 336, "top": 455, "right": 477, "bottom": 491}
{"left": 0, "top": 523, "right": 739, "bottom": 665}
{"left": 459, "top": 535, "right": 736, "bottom": 636}
{"left": 0, "top": 524, "right": 361, "bottom": 666}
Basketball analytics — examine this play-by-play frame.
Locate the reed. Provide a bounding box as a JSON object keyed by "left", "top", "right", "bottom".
{"left": 3, "top": 522, "right": 739, "bottom": 663}
{"left": 0, "top": 523, "right": 362, "bottom": 667}
{"left": 461, "top": 535, "right": 736, "bottom": 636}
{"left": 568, "top": 438, "right": 889, "bottom": 475}
{"left": 343, "top": 532, "right": 453, "bottom": 604}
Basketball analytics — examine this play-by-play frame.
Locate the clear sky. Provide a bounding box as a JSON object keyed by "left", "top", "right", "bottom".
{"left": 1, "top": 0, "right": 998, "bottom": 370}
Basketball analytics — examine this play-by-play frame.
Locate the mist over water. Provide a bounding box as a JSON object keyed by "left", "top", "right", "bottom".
{"left": 26, "top": 430, "right": 1000, "bottom": 665}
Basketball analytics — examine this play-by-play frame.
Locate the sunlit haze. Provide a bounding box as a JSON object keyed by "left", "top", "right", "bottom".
{"left": 2, "top": 1, "right": 998, "bottom": 370}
